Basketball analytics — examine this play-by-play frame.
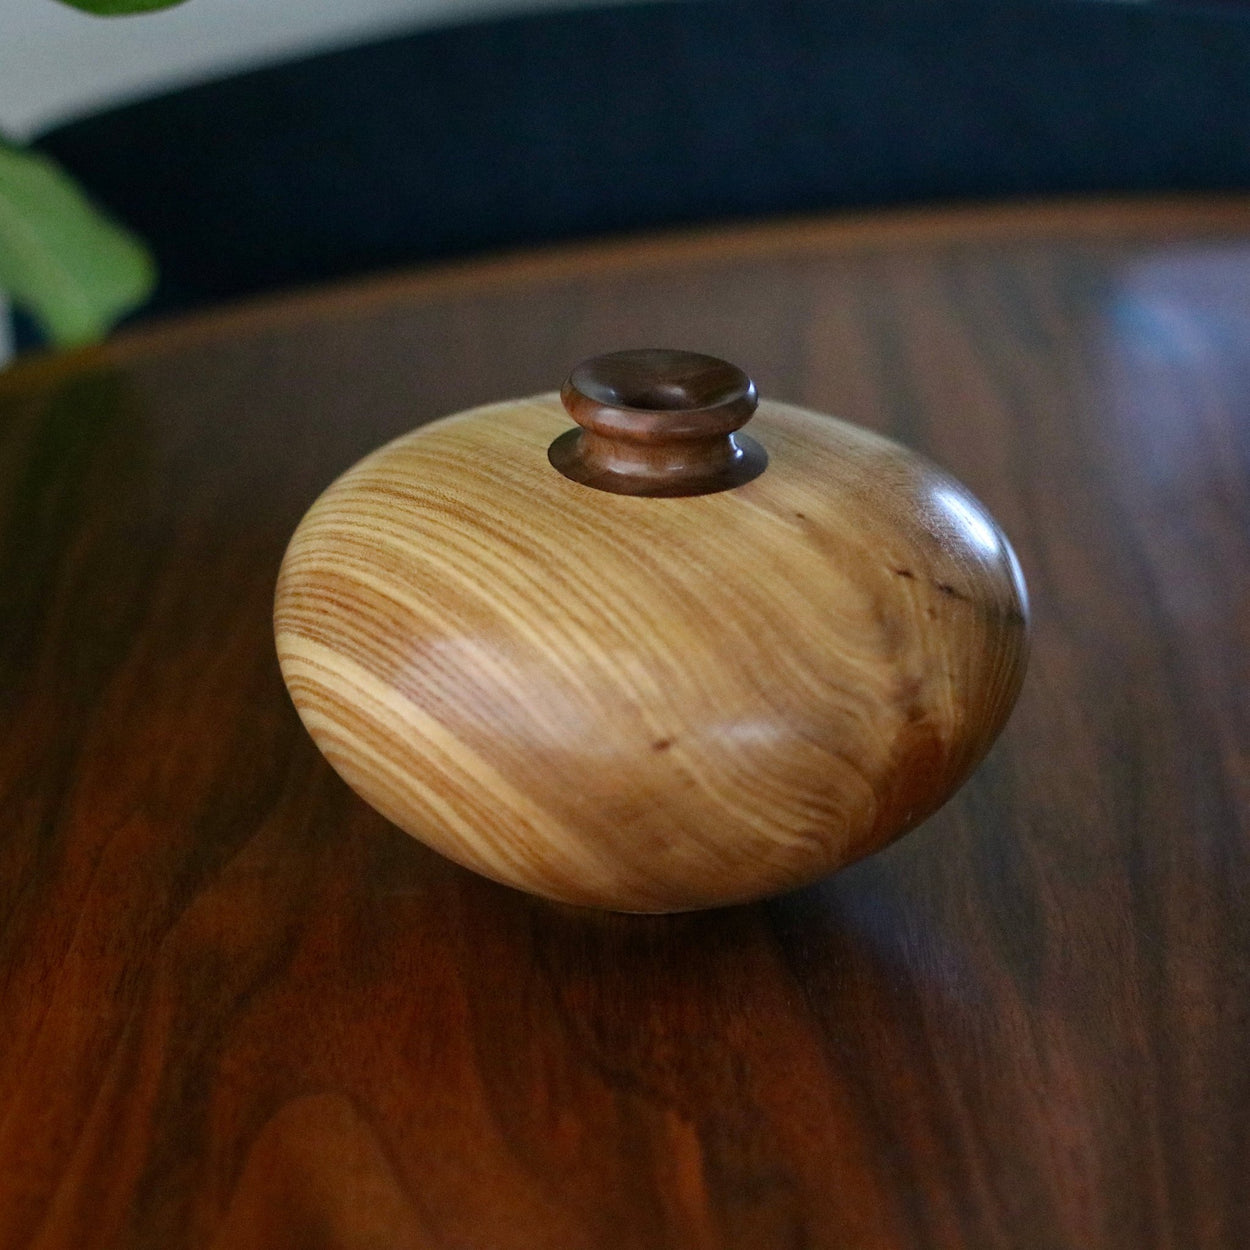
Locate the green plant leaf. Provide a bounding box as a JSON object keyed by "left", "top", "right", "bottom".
{"left": 0, "top": 138, "right": 156, "bottom": 347}
{"left": 52, "top": 0, "right": 189, "bottom": 14}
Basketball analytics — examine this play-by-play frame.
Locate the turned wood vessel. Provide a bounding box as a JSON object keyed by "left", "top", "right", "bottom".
{"left": 274, "top": 349, "right": 1029, "bottom": 911}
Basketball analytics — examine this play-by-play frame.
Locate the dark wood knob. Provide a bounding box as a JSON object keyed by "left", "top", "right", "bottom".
{"left": 549, "top": 349, "right": 768, "bottom": 496}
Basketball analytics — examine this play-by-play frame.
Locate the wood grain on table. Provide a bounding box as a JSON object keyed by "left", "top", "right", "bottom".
{"left": 0, "top": 199, "right": 1247, "bottom": 1249}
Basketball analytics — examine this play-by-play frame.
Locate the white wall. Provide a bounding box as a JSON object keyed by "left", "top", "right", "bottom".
{"left": 0, "top": 0, "right": 658, "bottom": 139}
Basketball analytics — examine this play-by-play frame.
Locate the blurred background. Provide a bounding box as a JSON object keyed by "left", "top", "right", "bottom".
{"left": 3, "top": 0, "right": 1250, "bottom": 362}
{"left": 0, "top": 0, "right": 647, "bottom": 139}
{"left": 1, "top": 0, "right": 643, "bottom": 361}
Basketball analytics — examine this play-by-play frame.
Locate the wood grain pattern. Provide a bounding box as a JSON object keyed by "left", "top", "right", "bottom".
{"left": 1, "top": 198, "right": 1248, "bottom": 1248}
{"left": 275, "top": 379, "right": 1028, "bottom": 911}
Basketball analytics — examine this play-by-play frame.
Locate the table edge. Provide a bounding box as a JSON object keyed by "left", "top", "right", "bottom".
{"left": 5, "top": 193, "right": 1250, "bottom": 395}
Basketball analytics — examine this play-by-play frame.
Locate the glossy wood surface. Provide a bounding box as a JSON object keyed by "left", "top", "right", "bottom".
{"left": 275, "top": 377, "right": 1028, "bottom": 911}
{"left": 1, "top": 199, "right": 1248, "bottom": 1248}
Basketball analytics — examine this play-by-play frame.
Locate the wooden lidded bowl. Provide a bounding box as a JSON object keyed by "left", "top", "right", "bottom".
{"left": 274, "top": 350, "right": 1029, "bottom": 912}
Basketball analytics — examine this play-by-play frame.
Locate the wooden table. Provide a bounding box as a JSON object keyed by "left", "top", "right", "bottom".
{"left": 1, "top": 199, "right": 1246, "bottom": 1250}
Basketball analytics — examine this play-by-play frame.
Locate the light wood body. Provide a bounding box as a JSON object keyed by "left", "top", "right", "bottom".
{"left": 275, "top": 394, "right": 1028, "bottom": 911}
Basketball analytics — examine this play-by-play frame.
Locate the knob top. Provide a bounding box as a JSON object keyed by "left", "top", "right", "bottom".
{"left": 551, "top": 349, "right": 767, "bottom": 496}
